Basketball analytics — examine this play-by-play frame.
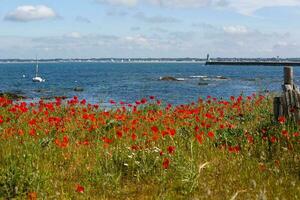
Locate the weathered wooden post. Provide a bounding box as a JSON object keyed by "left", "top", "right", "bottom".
{"left": 284, "top": 66, "right": 293, "bottom": 86}
{"left": 274, "top": 66, "right": 300, "bottom": 123}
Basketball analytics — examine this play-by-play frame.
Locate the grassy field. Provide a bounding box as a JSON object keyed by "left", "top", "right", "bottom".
{"left": 0, "top": 95, "right": 299, "bottom": 199}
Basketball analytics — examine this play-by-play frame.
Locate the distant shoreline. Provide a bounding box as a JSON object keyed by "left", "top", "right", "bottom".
{"left": 1, "top": 57, "right": 300, "bottom": 64}
{"left": 0, "top": 60, "right": 206, "bottom": 64}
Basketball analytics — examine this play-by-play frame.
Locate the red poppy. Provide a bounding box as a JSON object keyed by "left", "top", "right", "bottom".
{"left": 131, "top": 133, "right": 137, "bottom": 141}
{"left": 29, "top": 129, "right": 36, "bottom": 136}
{"left": 141, "top": 98, "right": 147, "bottom": 104}
{"left": 281, "top": 130, "right": 289, "bottom": 137}
{"left": 55, "top": 136, "right": 69, "bottom": 148}
{"left": 29, "top": 119, "right": 37, "bottom": 126}
{"left": 80, "top": 99, "right": 86, "bottom": 105}
{"left": 278, "top": 116, "right": 286, "bottom": 124}
{"left": 102, "top": 137, "right": 113, "bottom": 144}
{"left": 228, "top": 145, "right": 240, "bottom": 153}
{"left": 207, "top": 131, "right": 215, "bottom": 139}
{"left": 195, "top": 134, "right": 203, "bottom": 144}
{"left": 162, "top": 158, "right": 170, "bottom": 169}
{"left": 247, "top": 135, "right": 254, "bottom": 144}
{"left": 27, "top": 192, "right": 37, "bottom": 200}
{"left": 116, "top": 130, "right": 123, "bottom": 138}
{"left": 76, "top": 184, "right": 84, "bottom": 193}
{"left": 18, "top": 129, "right": 24, "bottom": 136}
{"left": 270, "top": 136, "right": 277, "bottom": 143}
{"left": 151, "top": 126, "right": 159, "bottom": 133}
{"left": 109, "top": 100, "right": 116, "bottom": 104}
{"left": 167, "top": 146, "right": 176, "bottom": 154}
{"left": 169, "top": 129, "right": 176, "bottom": 137}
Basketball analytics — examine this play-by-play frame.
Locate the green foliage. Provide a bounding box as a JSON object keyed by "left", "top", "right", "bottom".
{"left": 0, "top": 95, "right": 299, "bottom": 199}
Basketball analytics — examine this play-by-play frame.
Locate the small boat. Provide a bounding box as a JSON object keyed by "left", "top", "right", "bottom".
{"left": 32, "top": 57, "right": 45, "bottom": 82}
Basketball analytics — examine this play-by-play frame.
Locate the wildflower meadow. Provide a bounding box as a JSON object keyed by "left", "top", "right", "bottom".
{"left": 0, "top": 95, "right": 299, "bottom": 199}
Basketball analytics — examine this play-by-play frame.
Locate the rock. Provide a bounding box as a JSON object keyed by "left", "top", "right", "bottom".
{"left": 216, "top": 76, "right": 228, "bottom": 80}
{"left": 198, "top": 82, "right": 209, "bottom": 86}
{"left": 160, "top": 76, "right": 179, "bottom": 81}
{"left": 74, "top": 87, "right": 84, "bottom": 92}
{"left": 34, "top": 89, "right": 42, "bottom": 93}
{"left": 0, "top": 92, "right": 26, "bottom": 100}
{"left": 244, "top": 78, "right": 257, "bottom": 82}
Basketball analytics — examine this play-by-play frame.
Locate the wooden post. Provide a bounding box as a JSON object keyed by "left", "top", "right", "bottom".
{"left": 284, "top": 66, "right": 293, "bottom": 85}
{"left": 273, "top": 97, "right": 281, "bottom": 121}
{"left": 275, "top": 66, "right": 300, "bottom": 124}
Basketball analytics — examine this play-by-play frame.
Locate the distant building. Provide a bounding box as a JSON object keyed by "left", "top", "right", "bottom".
{"left": 206, "top": 54, "right": 210, "bottom": 61}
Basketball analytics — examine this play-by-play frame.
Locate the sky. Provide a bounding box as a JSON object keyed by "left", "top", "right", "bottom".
{"left": 0, "top": 0, "right": 300, "bottom": 59}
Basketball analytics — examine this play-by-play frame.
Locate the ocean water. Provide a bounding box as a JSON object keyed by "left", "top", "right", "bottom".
{"left": 0, "top": 62, "right": 299, "bottom": 105}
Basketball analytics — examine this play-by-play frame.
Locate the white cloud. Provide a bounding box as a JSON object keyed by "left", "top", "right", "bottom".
{"left": 0, "top": 27, "right": 297, "bottom": 58}
{"left": 4, "top": 5, "right": 57, "bottom": 22}
{"left": 148, "top": 0, "right": 212, "bottom": 7}
{"left": 123, "top": 35, "right": 151, "bottom": 48}
{"left": 96, "top": 0, "right": 138, "bottom": 6}
{"left": 97, "top": 0, "right": 224, "bottom": 7}
{"left": 223, "top": 25, "right": 248, "bottom": 34}
{"left": 134, "top": 12, "right": 180, "bottom": 23}
{"left": 65, "top": 32, "right": 82, "bottom": 39}
{"left": 96, "top": 0, "right": 300, "bottom": 15}
{"left": 229, "top": 0, "right": 300, "bottom": 15}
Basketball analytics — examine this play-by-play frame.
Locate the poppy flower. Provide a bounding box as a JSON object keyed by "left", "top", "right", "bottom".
{"left": 270, "top": 136, "right": 277, "bottom": 143}
{"left": 109, "top": 100, "right": 116, "bottom": 104}
{"left": 207, "top": 131, "right": 215, "bottom": 139}
{"left": 29, "top": 129, "right": 36, "bottom": 136}
{"left": 278, "top": 116, "right": 286, "bottom": 124}
{"left": 162, "top": 158, "right": 170, "bottom": 169}
{"left": 169, "top": 129, "right": 176, "bottom": 137}
{"left": 281, "top": 130, "right": 289, "bottom": 137}
{"left": 247, "top": 136, "right": 254, "bottom": 144}
{"left": 131, "top": 133, "right": 137, "bottom": 141}
{"left": 27, "top": 192, "right": 37, "bottom": 200}
{"left": 76, "top": 184, "right": 84, "bottom": 193}
{"left": 141, "top": 98, "right": 147, "bottom": 104}
{"left": 196, "top": 134, "right": 203, "bottom": 144}
{"left": 80, "top": 99, "right": 86, "bottom": 105}
{"left": 29, "top": 119, "right": 37, "bottom": 126}
{"left": 167, "top": 146, "right": 175, "bottom": 154}
{"left": 151, "top": 126, "right": 159, "bottom": 133}
{"left": 116, "top": 130, "right": 123, "bottom": 138}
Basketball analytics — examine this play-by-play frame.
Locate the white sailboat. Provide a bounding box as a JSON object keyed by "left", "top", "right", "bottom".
{"left": 32, "top": 57, "right": 45, "bottom": 82}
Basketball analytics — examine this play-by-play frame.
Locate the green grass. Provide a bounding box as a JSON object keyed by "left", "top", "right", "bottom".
{"left": 0, "top": 95, "right": 299, "bottom": 199}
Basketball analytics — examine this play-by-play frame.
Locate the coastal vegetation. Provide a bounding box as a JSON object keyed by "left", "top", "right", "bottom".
{"left": 0, "top": 95, "right": 299, "bottom": 199}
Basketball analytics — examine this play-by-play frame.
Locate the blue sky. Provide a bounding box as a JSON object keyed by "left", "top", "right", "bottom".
{"left": 1, "top": 0, "right": 300, "bottom": 58}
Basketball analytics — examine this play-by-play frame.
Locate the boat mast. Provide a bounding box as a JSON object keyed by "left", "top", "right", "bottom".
{"left": 36, "top": 56, "right": 39, "bottom": 77}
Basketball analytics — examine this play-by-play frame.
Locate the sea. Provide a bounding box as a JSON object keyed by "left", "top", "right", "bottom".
{"left": 0, "top": 62, "right": 299, "bottom": 106}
